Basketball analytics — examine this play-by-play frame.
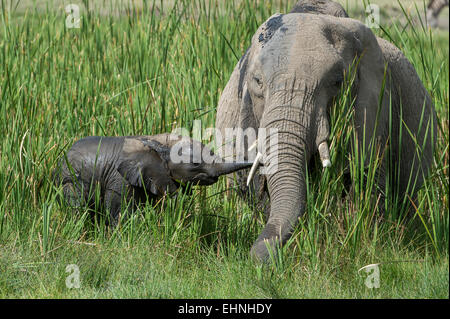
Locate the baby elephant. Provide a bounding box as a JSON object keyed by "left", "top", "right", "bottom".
{"left": 53, "top": 133, "right": 251, "bottom": 224}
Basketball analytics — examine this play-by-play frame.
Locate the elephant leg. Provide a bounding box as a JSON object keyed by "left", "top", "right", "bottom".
{"left": 344, "top": 156, "right": 387, "bottom": 217}
{"left": 104, "top": 189, "right": 125, "bottom": 227}
{"left": 342, "top": 169, "right": 353, "bottom": 200}
{"left": 375, "top": 161, "right": 387, "bottom": 217}
{"left": 61, "top": 181, "right": 83, "bottom": 208}
{"left": 256, "top": 176, "right": 271, "bottom": 222}
{"left": 233, "top": 169, "right": 270, "bottom": 221}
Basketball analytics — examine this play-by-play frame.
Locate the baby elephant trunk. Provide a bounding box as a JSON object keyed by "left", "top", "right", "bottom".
{"left": 210, "top": 161, "right": 253, "bottom": 177}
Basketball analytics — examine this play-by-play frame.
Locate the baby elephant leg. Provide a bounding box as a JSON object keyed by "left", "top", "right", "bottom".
{"left": 61, "top": 181, "right": 84, "bottom": 208}
{"left": 104, "top": 189, "right": 127, "bottom": 226}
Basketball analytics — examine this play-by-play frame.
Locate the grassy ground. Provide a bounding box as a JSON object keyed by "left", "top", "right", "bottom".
{"left": 0, "top": 0, "right": 448, "bottom": 298}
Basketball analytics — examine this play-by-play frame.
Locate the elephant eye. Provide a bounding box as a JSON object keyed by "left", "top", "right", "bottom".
{"left": 253, "top": 76, "right": 263, "bottom": 87}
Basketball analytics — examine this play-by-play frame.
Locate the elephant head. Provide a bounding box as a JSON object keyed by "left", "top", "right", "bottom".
{"left": 165, "top": 138, "right": 254, "bottom": 186}
{"left": 118, "top": 137, "right": 253, "bottom": 196}
{"left": 289, "top": 0, "right": 349, "bottom": 17}
{"left": 232, "top": 13, "right": 395, "bottom": 261}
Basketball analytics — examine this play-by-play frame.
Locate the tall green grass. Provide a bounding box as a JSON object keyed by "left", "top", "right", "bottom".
{"left": 0, "top": 0, "right": 447, "bottom": 298}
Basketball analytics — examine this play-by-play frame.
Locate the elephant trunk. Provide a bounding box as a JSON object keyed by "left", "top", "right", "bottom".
{"left": 211, "top": 161, "right": 253, "bottom": 177}
{"left": 250, "top": 91, "right": 313, "bottom": 261}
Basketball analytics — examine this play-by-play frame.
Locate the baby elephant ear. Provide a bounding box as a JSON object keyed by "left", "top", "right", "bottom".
{"left": 117, "top": 138, "right": 178, "bottom": 196}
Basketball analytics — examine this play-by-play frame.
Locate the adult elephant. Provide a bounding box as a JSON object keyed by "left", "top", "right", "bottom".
{"left": 215, "top": 0, "right": 437, "bottom": 261}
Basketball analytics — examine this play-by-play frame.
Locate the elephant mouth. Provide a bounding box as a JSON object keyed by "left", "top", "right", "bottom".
{"left": 193, "top": 173, "right": 218, "bottom": 185}
{"left": 245, "top": 138, "right": 331, "bottom": 186}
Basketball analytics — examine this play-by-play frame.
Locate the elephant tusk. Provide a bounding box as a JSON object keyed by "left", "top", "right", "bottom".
{"left": 246, "top": 152, "right": 263, "bottom": 186}
{"left": 248, "top": 139, "right": 258, "bottom": 152}
{"left": 318, "top": 141, "right": 331, "bottom": 168}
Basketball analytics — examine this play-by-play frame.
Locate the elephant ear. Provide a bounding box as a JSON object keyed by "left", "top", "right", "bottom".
{"left": 352, "top": 23, "right": 391, "bottom": 165}
{"left": 117, "top": 138, "right": 178, "bottom": 196}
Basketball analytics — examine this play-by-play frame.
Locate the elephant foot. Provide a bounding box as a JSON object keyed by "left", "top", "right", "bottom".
{"left": 250, "top": 236, "right": 282, "bottom": 263}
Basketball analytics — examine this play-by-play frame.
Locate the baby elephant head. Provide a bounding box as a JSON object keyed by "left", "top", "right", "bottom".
{"left": 117, "top": 138, "right": 252, "bottom": 196}
{"left": 166, "top": 138, "right": 253, "bottom": 186}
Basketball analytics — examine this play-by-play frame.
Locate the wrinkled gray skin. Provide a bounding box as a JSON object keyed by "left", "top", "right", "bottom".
{"left": 54, "top": 133, "right": 252, "bottom": 224}
{"left": 215, "top": 0, "right": 437, "bottom": 261}
{"left": 290, "top": 0, "right": 348, "bottom": 17}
